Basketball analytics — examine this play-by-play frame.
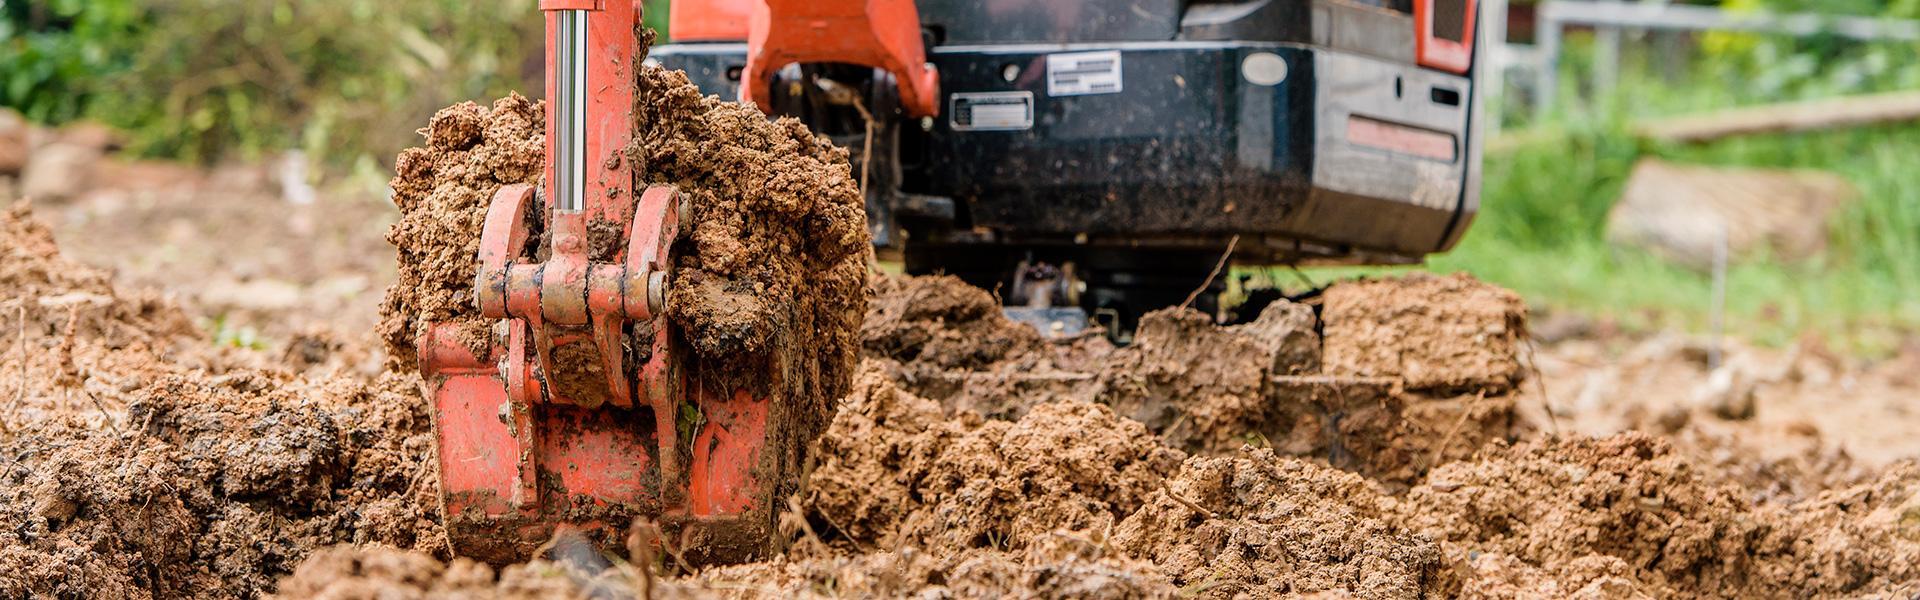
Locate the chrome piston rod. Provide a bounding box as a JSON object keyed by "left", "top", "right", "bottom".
{"left": 553, "top": 9, "right": 588, "bottom": 213}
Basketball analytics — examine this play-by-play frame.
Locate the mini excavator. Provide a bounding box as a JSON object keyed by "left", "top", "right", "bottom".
{"left": 659, "top": 0, "right": 1484, "bottom": 332}
{"left": 423, "top": 0, "right": 1481, "bottom": 565}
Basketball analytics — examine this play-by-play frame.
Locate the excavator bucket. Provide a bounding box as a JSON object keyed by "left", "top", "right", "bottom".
{"left": 415, "top": 0, "right": 797, "bottom": 565}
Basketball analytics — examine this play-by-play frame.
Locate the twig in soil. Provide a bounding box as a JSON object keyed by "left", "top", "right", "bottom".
{"left": 625, "top": 519, "right": 662, "bottom": 600}
{"left": 1179, "top": 235, "right": 1239, "bottom": 312}
{"left": 1524, "top": 337, "right": 1561, "bottom": 438}
{"left": 80, "top": 389, "right": 120, "bottom": 434}
{"left": 6, "top": 304, "right": 23, "bottom": 435}
{"left": 781, "top": 495, "right": 827, "bottom": 554}
{"left": 808, "top": 489, "right": 869, "bottom": 553}
{"left": 1424, "top": 391, "right": 1483, "bottom": 472}
{"left": 1160, "top": 482, "right": 1215, "bottom": 520}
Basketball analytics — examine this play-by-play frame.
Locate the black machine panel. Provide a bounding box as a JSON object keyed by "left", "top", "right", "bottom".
{"left": 915, "top": 0, "right": 1183, "bottom": 44}
{"left": 651, "top": 0, "right": 1477, "bottom": 266}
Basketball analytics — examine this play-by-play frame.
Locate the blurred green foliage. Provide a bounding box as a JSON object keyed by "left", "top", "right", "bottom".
{"left": 2, "top": 0, "right": 545, "bottom": 164}
{"left": 1423, "top": 28, "right": 1920, "bottom": 353}
{"left": 1699, "top": 0, "right": 1920, "bottom": 100}
{"left": 0, "top": 0, "right": 139, "bottom": 123}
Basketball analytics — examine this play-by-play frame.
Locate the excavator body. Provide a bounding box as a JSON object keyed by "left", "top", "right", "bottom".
{"left": 657, "top": 0, "right": 1484, "bottom": 331}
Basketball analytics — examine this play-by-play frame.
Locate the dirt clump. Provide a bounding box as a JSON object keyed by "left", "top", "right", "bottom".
{"left": 1321, "top": 273, "right": 1528, "bottom": 393}
{"left": 861, "top": 273, "right": 1050, "bottom": 370}
{"left": 2, "top": 201, "right": 202, "bottom": 423}
{"left": 0, "top": 371, "right": 441, "bottom": 599}
{"left": 805, "top": 365, "right": 1184, "bottom": 556}
{"left": 1095, "top": 302, "right": 1513, "bottom": 485}
{"left": 630, "top": 64, "right": 869, "bottom": 411}
{"left": 1099, "top": 305, "right": 1312, "bottom": 453}
{"left": 859, "top": 272, "right": 1103, "bottom": 418}
{"left": 1114, "top": 448, "right": 1456, "bottom": 599}
{"left": 378, "top": 94, "right": 544, "bottom": 368}
{"left": 1404, "top": 432, "right": 1920, "bottom": 598}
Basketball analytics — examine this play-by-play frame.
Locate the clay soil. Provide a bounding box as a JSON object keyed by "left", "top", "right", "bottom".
{"left": 7, "top": 74, "right": 1920, "bottom": 600}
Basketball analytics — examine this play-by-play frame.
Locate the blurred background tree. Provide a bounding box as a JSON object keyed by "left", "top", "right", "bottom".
{"left": 2, "top": 0, "right": 553, "bottom": 165}
{"left": 0, "top": 0, "right": 139, "bottom": 124}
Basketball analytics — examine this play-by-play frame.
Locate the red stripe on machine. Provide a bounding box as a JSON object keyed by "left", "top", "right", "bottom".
{"left": 1346, "top": 115, "right": 1457, "bottom": 161}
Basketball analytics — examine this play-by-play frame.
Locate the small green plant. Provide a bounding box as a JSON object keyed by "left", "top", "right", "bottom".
{"left": 204, "top": 314, "right": 267, "bottom": 350}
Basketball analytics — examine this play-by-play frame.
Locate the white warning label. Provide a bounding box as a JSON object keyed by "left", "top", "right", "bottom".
{"left": 950, "top": 91, "right": 1035, "bottom": 131}
{"left": 1046, "top": 50, "right": 1123, "bottom": 96}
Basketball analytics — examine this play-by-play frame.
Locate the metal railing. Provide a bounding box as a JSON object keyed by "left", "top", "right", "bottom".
{"left": 1487, "top": 1, "right": 1920, "bottom": 123}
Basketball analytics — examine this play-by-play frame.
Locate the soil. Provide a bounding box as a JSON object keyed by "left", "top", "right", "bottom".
{"left": 858, "top": 272, "right": 1098, "bottom": 419}
{"left": 1322, "top": 272, "right": 1529, "bottom": 393}
{"left": 804, "top": 365, "right": 1185, "bottom": 554}
{"left": 10, "top": 65, "right": 1920, "bottom": 599}
{"left": 1405, "top": 433, "right": 1920, "bottom": 598}
{"left": 1113, "top": 449, "right": 1455, "bottom": 599}
{"left": 271, "top": 545, "right": 585, "bottom": 600}
{"left": 629, "top": 64, "right": 868, "bottom": 414}
{"left": 2, "top": 204, "right": 440, "bottom": 600}
{"left": 379, "top": 94, "right": 544, "bottom": 369}
{"left": 1, "top": 201, "right": 200, "bottom": 426}
{"left": 857, "top": 273, "right": 1516, "bottom": 486}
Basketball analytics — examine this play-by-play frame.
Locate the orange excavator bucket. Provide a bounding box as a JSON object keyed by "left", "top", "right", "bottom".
{"left": 417, "top": 0, "right": 794, "bottom": 564}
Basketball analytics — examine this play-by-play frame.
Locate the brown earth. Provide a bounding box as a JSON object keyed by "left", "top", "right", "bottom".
{"left": 805, "top": 365, "right": 1184, "bottom": 554}
{"left": 1322, "top": 272, "right": 1529, "bottom": 392}
{"left": 1113, "top": 449, "right": 1455, "bottom": 599}
{"left": 1406, "top": 433, "right": 1920, "bottom": 598}
{"left": 378, "top": 94, "right": 544, "bottom": 369}
{"left": 856, "top": 271, "right": 1517, "bottom": 486}
{"left": 12, "top": 186, "right": 1920, "bottom": 597}
{"left": 10, "top": 65, "right": 1920, "bottom": 599}
{"left": 0, "top": 203, "right": 442, "bottom": 599}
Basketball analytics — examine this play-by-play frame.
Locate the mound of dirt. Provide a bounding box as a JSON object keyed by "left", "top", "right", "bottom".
{"left": 0, "top": 371, "right": 440, "bottom": 599}
{"left": 1114, "top": 448, "right": 1456, "bottom": 599}
{"left": 858, "top": 273, "right": 1106, "bottom": 418}
{"left": 378, "top": 94, "right": 545, "bottom": 369}
{"left": 851, "top": 273, "right": 1517, "bottom": 485}
{"left": 1322, "top": 273, "right": 1528, "bottom": 392}
{"left": 805, "top": 366, "right": 1184, "bottom": 555}
{"left": 861, "top": 273, "right": 1049, "bottom": 370}
{"left": 1, "top": 201, "right": 201, "bottom": 424}
{"left": 1405, "top": 432, "right": 1920, "bottom": 598}
{"left": 633, "top": 66, "right": 868, "bottom": 376}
